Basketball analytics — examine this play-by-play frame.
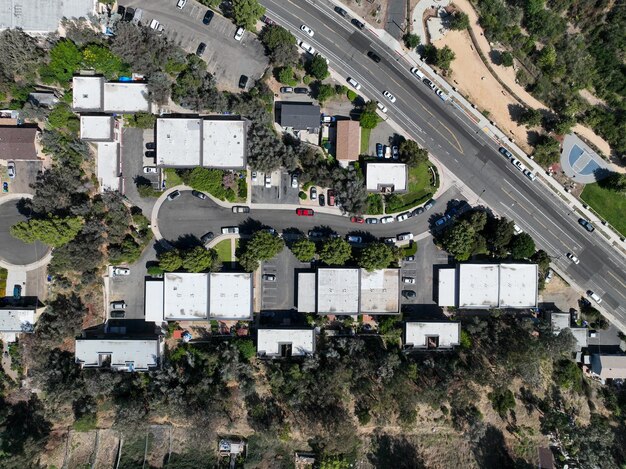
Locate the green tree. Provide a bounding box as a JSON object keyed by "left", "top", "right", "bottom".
{"left": 318, "top": 238, "right": 352, "bottom": 265}
{"left": 158, "top": 249, "right": 183, "bottom": 271}
{"left": 40, "top": 39, "right": 82, "bottom": 84}
{"left": 440, "top": 220, "right": 476, "bottom": 261}
{"left": 509, "top": 232, "right": 536, "bottom": 259}
{"left": 423, "top": 44, "right": 438, "bottom": 65}
{"left": 537, "top": 44, "right": 557, "bottom": 71}
{"left": 277, "top": 66, "right": 298, "bottom": 86}
{"left": 47, "top": 103, "right": 79, "bottom": 134}
{"left": 307, "top": 55, "right": 329, "bottom": 80}
{"left": 500, "top": 51, "right": 514, "bottom": 67}
{"left": 403, "top": 33, "right": 420, "bottom": 49}
{"left": 531, "top": 249, "right": 551, "bottom": 272}
{"left": 315, "top": 83, "right": 336, "bottom": 104}
{"left": 10, "top": 216, "right": 83, "bottom": 247}
{"left": 358, "top": 243, "right": 395, "bottom": 271}
{"left": 260, "top": 25, "right": 298, "bottom": 66}
{"left": 487, "top": 217, "right": 515, "bottom": 257}
{"left": 125, "top": 112, "right": 156, "bottom": 129}
{"left": 519, "top": 108, "right": 542, "bottom": 128}
{"left": 533, "top": 136, "right": 560, "bottom": 166}
{"left": 232, "top": 0, "right": 266, "bottom": 30}
{"left": 182, "top": 246, "right": 220, "bottom": 272}
{"left": 450, "top": 12, "right": 470, "bottom": 30}
{"left": 81, "top": 44, "right": 129, "bottom": 79}
{"left": 436, "top": 45, "right": 456, "bottom": 71}
{"left": 359, "top": 101, "right": 380, "bottom": 129}
{"left": 290, "top": 238, "right": 317, "bottom": 262}
{"left": 598, "top": 172, "right": 626, "bottom": 194}
{"left": 488, "top": 388, "right": 516, "bottom": 418}
{"left": 239, "top": 231, "right": 285, "bottom": 271}
{"left": 399, "top": 140, "right": 428, "bottom": 166}
{"left": 553, "top": 359, "right": 583, "bottom": 393}
{"left": 554, "top": 115, "right": 576, "bottom": 135}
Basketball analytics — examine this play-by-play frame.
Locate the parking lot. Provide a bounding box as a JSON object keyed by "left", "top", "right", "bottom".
{"left": 261, "top": 248, "right": 310, "bottom": 312}
{"left": 1, "top": 160, "right": 41, "bottom": 195}
{"left": 121, "top": 127, "right": 160, "bottom": 213}
{"left": 251, "top": 170, "right": 300, "bottom": 205}
{"left": 122, "top": 0, "right": 269, "bottom": 91}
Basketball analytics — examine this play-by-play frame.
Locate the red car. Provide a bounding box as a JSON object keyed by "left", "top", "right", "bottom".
{"left": 351, "top": 216, "right": 365, "bottom": 224}
{"left": 296, "top": 208, "right": 314, "bottom": 216}
{"left": 327, "top": 190, "right": 336, "bottom": 206}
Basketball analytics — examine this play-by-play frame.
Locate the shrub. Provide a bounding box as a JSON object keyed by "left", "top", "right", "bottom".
{"left": 347, "top": 90, "right": 358, "bottom": 101}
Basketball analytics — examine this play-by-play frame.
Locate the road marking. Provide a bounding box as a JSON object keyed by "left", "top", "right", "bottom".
{"left": 607, "top": 271, "right": 626, "bottom": 292}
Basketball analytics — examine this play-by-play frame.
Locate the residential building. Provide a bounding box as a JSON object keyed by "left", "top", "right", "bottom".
{"left": 590, "top": 354, "right": 626, "bottom": 384}
{"left": 0, "top": 308, "right": 35, "bottom": 343}
{"left": 365, "top": 162, "right": 408, "bottom": 192}
{"left": 298, "top": 267, "right": 400, "bottom": 315}
{"left": 257, "top": 328, "right": 316, "bottom": 358}
{"left": 438, "top": 263, "right": 538, "bottom": 309}
{"left": 28, "top": 92, "right": 59, "bottom": 108}
{"left": 75, "top": 337, "right": 163, "bottom": 371}
{"left": 72, "top": 76, "right": 150, "bottom": 114}
{"left": 279, "top": 103, "right": 320, "bottom": 134}
{"left": 96, "top": 141, "right": 121, "bottom": 192}
{"left": 0, "top": 126, "right": 39, "bottom": 160}
{"left": 0, "top": 0, "right": 95, "bottom": 34}
{"left": 404, "top": 321, "right": 461, "bottom": 350}
{"left": 155, "top": 117, "right": 247, "bottom": 168}
{"left": 335, "top": 120, "right": 361, "bottom": 167}
{"left": 208, "top": 272, "right": 253, "bottom": 320}
{"left": 80, "top": 115, "right": 114, "bottom": 141}
{"left": 550, "top": 312, "right": 588, "bottom": 352}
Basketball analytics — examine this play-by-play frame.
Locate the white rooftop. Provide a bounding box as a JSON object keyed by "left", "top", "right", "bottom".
{"left": 80, "top": 115, "right": 114, "bottom": 141}
{"left": 72, "top": 76, "right": 103, "bottom": 111}
{"left": 297, "top": 272, "right": 317, "bottom": 313}
{"left": 0, "top": 0, "right": 95, "bottom": 33}
{"left": 103, "top": 82, "right": 150, "bottom": 113}
{"left": 75, "top": 338, "right": 161, "bottom": 371}
{"left": 317, "top": 268, "right": 360, "bottom": 315}
{"left": 209, "top": 272, "right": 252, "bottom": 320}
{"left": 458, "top": 264, "right": 500, "bottom": 308}
{"left": 0, "top": 309, "right": 35, "bottom": 333}
{"left": 156, "top": 118, "right": 202, "bottom": 166}
{"left": 498, "top": 264, "right": 538, "bottom": 308}
{"left": 359, "top": 269, "right": 399, "bottom": 314}
{"left": 405, "top": 322, "right": 461, "bottom": 349}
{"left": 202, "top": 120, "right": 246, "bottom": 168}
{"left": 550, "top": 312, "right": 571, "bottom": 333}
{"left": 591, "top": 354, "right": 626, "bottom": 382}
{"left": 164, "top": 273, "right": 208, "bottom": 320}
{"left": 145, "top": 280, "right": 164, "bottom": 323}
{"left": 96, "top": 142, "right": 120, "bottom": 192}
{"left": 438, "top": 268, "right": 456, "bottom": 307}
{"left": 366, "top": 163, "right": 407, "bottom": 192}
{"left": 257, "top": 329, "right": 315, "bottom": 357}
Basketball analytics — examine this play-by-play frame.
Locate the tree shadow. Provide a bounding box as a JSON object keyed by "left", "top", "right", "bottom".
{"left": 507, "top": 103, "right": 526, "bottom": 122}
{"left": 471, "top": 424, "right": 516, "bottom": 468}
{"left": 367, "top": 433, "right": 426, "bottom": 469}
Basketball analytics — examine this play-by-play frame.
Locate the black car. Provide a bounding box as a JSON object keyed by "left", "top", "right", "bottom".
{"left": 167, "top": 190, "right": 181, "bottom": 201}
{"left": 145, "top": 142, "right": 156, "bottom": 150}
{"left": 367, "top": 51, "right": 381, "bottom": 63}
{"left": 578, "top": 218, "right": 595, "bottom": 232}
{"left": 145, "top": 150, "right": 156, "bottom": 158}
{"left": 124, "top": 7, "right": 135, "bottom": 22}
{"left": 402, "top": 290, "right": 416, "bottom": 299}
{"left": 412, "top": 207, "right": 424, "bottom": 216}
{"left": 318, "top": 194, "right": 325, "bottom": 206}
{"left": 239, "top": 75, "right": 249, "bottom": 89}
{"left": 196, "top": 42, "right": 206, "bottom": 56}
{"left": 294, "top": 87, "right": 309, "bottom": 94}
{"left": 334, "top": 6, "right": 348, "bottom": 17}
{"left": 192, "top": 190, "right": 208, "bottom": 200}
{"left": 351, "top": 18, "right": 365, "bottom": 30}
{"left": 201, "top": 232, "right": 214, "bottom": 243}
{"left": 110, "top": 311, "right": 125, "bottom": 319}
{"left": 117, "top": 5, "right": 125, "bottom": 18}
{"left": 202, "top": 10, "right": 214, "bottom": 25}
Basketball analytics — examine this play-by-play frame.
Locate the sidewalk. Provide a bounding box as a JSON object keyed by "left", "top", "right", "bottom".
{"left": 319, "top": 0, "right": 626, "bottom": 257}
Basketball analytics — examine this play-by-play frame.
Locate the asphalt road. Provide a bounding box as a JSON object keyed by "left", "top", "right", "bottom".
{"left": 0, "top": 201, "right": 49, "bottom": 266}
{"left": 260, "top": 0, "right": 626, "bottom": 320}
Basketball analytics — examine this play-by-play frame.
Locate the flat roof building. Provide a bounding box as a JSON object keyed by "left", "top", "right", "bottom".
{"left": 366, "top": 162, "right": 408, "bottom": 192}
{"left": 75, "top": 338, "right": 163, "bottom": 371}
{"left": 202, "top": 120, "right": 246, "bottom": 168}
{"left": 0, "top": 126, "right": 38, "bottom": 160}
{"left": 257, "top": 328, "right": 315, "bottom": 358}
{"left": 156, "top": 117, "right": 202, "bottom": 167}
{"left": 164, "top": 273, "right": 209, "bottom": 321}
{"left": 590, "top": 354, "right": 626, "bottom": 384}
{"left": 317, "top": 268, "right": 360, "bottom": 315}
{"left": 404, "top": 321, "right": 461, "bottom": 350}
{"left": 279, "top": 103, "right": 320, "bottom": 133}
{"left": 72, "top": 77, "right": 150, "bottom": 113}
{"left": 72, "top": 76, "right": 103, "bottom": 112}
{"left": 209, "top": 272, "right": 253, "bottom": 320}
{"left": 96, "top": 142, "right": 121, "bottom": 192}
{"left": 145, "top": 280, "right": 165, "bottom": 323}
{"left": 0, "top": 308, "right": 35, "bottom": 342}
{"left": 335, "top": 120, "right": 361, "bottom": 166}
{"left": 360, "top": 269, "right": 400, "bottom": 314}
{"left": 438, "top": 263, "right": 538, "bottom": 309}
{"left": 80, "top": 115, "right": 114, "bottom": 141}
{"left": 297, "top": 272, "right": 317, "bottom": 313}
{"left": 0, "top": 0, "right": 95, "bottom": 33}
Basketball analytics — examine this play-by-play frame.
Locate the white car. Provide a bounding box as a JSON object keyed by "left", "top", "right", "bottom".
{"left": 234, "top": 27, "right": 245, "bottom": 41}
{"left": 588, "top": 290, "right": 602, "bottom": 304}
{"left": 402, "top": 277, "right": 415, "bottom": 284}
{"left": 300, "top": 24, "right": 314, "bottom": 37}
{"left": 545, "top": 269, "right": 554, "bottom": 283}
{"left": 410, "top": 67, "right": 425, "bottom": 80}
{"left": 376, "top": 102, "right": 388, "bottom": 113}
{"left": 380, "top": 216, "right": 394, "bottom": 224}
{"left": 251, "top": 171, "right": 257, "bottom": 182}
{"left": 7, "top": 161, "right": 15, "bottom": 179}
{"left": 383, "top": 90, "right": 396, "bottom": 103}
{"left": 265, "top": 175, "right": 271, "bottom": 188}
{"left": 176, "top": 0, "right": 187, "bottom": 9}
{"left": 221, "top": 226, "right": 240, "bottom": 234}
{"left": 523, "top": 169, "right": 537, "bottom": 181}
{"left": 110, "top": 301, "right": 127, "bottom": 310}
{"left": 291, "top": 175, "right": 298, "bottom": 188}
{"left": 384, "top": 237, "right": 397, "bottom": 244}
{"left": 149, "top": 19, "right": 161, "bottom": 30}
{"left": 566, "top": 252, "right": 580, "bottom": 264}
{"left": 143, "top": 166, "right": 158, "bottom": 174}
{"left": 347, "top": 77, "right": 361, "bottom": 90}
{"left": 397, "top": 232, "right": 414, "bottom": 241}
{"left": 396, "top": 212, "right": 410, "bottom": 222}
{"left": 112, "top": 267, "right": 130, "bottom": 276}
{"left": 511, "top": 158, "right": 524, "bottom": 172}
{"left": 513, "top": 224, "right": 523, "bottom": 235}
{"left": 299, "top": 41, "right": 315, "bottom": 54}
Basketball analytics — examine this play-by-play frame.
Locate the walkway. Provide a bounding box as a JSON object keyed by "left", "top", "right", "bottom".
{"left": 411, "top": 0, "right": 450, "bottom": 44}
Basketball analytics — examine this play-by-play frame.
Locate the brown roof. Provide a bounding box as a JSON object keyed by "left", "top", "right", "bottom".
{"left": 335, "top": 120, "right": 361, "bottom": 162}
{"left": 0, "top": 127, "right": 38, "bottom": 160}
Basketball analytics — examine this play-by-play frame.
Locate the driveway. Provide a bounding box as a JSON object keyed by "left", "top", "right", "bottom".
{"left": 123, "top": 0, "right": 269, "bottom": 91}
{"left": 261, "top": 248, "right": 310, "bottom": 311}
{"left": 121, "top": 127, "right": 159, "bottom": 215}
{"left": 386, "top": 0, "right": 407, "bottom": 40}
{"left": 0, "top": 200, "right": 49, "bottom": 266}
{"left": 251, "top": 170, "right": 300, "bottom": 205}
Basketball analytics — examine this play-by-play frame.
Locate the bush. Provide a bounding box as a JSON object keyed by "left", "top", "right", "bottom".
{"left": 488, "top": 388, "right": 516, "bottom": 418}
{"left": 276, "top": 66, "right": 298, "bottom": 86}
{"left": 235, "top": 339, "right": 256, "bottom": 361}
{"left": 346, "top": 89, "right": 358, "bottom": 101}
{"left": 403, "top": 33, "right": 420, "bottom": 49}
{"left": 299, "top": 191, "right": 307, "bottom": 200}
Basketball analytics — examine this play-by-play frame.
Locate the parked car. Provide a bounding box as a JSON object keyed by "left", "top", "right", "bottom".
{"left": 351, "top": 18, "right": 365, "bottom": 29}
{"left": 513, "top": 224, "right": 523, "bottom": 234}
{"left": 334, "top": 6, "right": 348, "bottom": 16}
{"left": 511, "top": 158, "right": 524, "bottom": 172}
{"left": 143, "top": 166, "right": 158, "bottom": 174}
{"left": 265, "top": 175, "right": 271, "bottom": 188}
{"left": 294, "top": 87, "right": 309, "bottom": 94}
{"left": 327, "top": 190, "right": 336, "bottom": 206}
{"left": 402, "top": 290, "right": 416, "bottom": 299}
{"left": 545, "top": 269, "right": 554, "bottom": 283}
{"left": 310, "top": 186, "right": 317, "bottom": 199}
{"left": 221, "top": 226, "right": 239, "bottom": 234}
{"left": 347, "top": 77, "right": 362, "bottom": 90}
{"left": 318, "top": 194, "right": 325, "bottom": 206}
{"left": 435, "top": 215, "right": 450, "bottom": 227}
{"left": 367, "top": 51, "right": 381, "bottom": 63}
{"left": 587, "top": 290, "right": 602, "bottom": 304}
{"left": 402, "top": 277, "right": 416, "bottom": 284}
{"left": 167, "top": 190, "right": 181, "bottom": 201}
{"left": 404, "top": 255, "right": 415, "bottom": 261}
{"left": 263, "top": 274, "right": 276, "bottom": 281}
{"left": 145, "top": 142, "right": 156, "bottom": 150}
{"left": 261, "top": 15, "right": 275, "bottom": 25}
{"left": 392, "top": 146, "right": 399, "bottom": 159}
{"left": 380, "top": 216, "right": 394, "bottom": 224}
{"left": 110, "top": 311, "right": 125, "bottom": 318}
{"left": 384, "top": 145, "right": 392, "bottom": 159}
{"left": 299, "top": 41, "right": 315, "bottom": 54}
{"left": 383, "top": 90, "right": 396, "bottom": 103}
{"left": 232, "top": 206, "right": 250, "bottom": 213}
{"left": 13, "top": 285, "right": 21, "bottom": 300}
{"left": 196, "top": 42, "right": 206, "bottom": 56}
{"left": 145, "top": 150, "right": 156, "bottom": 158}
{"left": 578, "top": 218, "right": 595, "bottom": 232}
{"left": 376, "top": 143, "right": 384, "bottom": 158}
{"left": 111, "top": 301, "right": 127, "bottom": 310}
{"left": 396, "top": 212, "right": 410, "bottom": 222}
{"left": 351, "top": 216, "right": 365, "bottom": 224}
{"left": 280, "top": 86, "right": 294, "bottom": 93}
{"left": 347, "top": 235, "right": 362, "bottom": 244}
{"left": 523, "top": 169, "right": 537, "bottom": 181}
{"left": 202, "top": 9, "right": 214, "bottom": 25}
{"left": 397, "top": 232, "right": 414, "bottom": 241}
{"left": 291, "top": 175, "right": 298, "bottom": 188}
{"left": 112, "top": 267, "right": 130, "bottom": 276}
{"left": 296, "top": 208, "right": 314, "bottom": 216}
{"left": 176, "top": 0, "right": 187, "bottom": 9}
{"left": 201, "top": 232, "right": 214, "bottom": 243}
{"left": 300, "top": 24, "right": 314, "bottom": 36}
{"left": 234, "top": 27, "right": 245, "bottom": 41}
{"left": 412, "top": 207, "right": 424, "bottom": 216}
{"left": 423, "top": 199, "right": 435, "bottom": 210}
{"left": 566, "top": 252, "right": 580, "bottom": 264}
{"left": 410, "top": 67, "right": 425, "bottom": 80}
{"left": 7, "top": 161, "right": 15, "bottom": 179}
{"left": 365, "top": 218, "right": 378, "bottom": 224}
{"left": 2, "top": 182, "right": 8, "bottom": 193}
{"left": 384, "top": 237, "right": 397, "bottom": 244}
{"left": 251, "top": 171, "right": 257, "bottom": 182}
{"left": 191, "top": 190, "right": 207, "bottom": 200}
{"left": 376, "top": 102, "right": 388, "bottom": 113}
{"left": 238, "top": 75, "right": 249, "bottom": 89}
{"left": 124, "top": 6, "right": 135, "bottom": 22}
{"left": 498, "top": 146, "right": 513, "bottom": 159}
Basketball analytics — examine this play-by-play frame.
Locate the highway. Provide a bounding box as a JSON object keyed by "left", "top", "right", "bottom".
{"left": 256, "top": 0, "right": 626, "bottom": 320}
